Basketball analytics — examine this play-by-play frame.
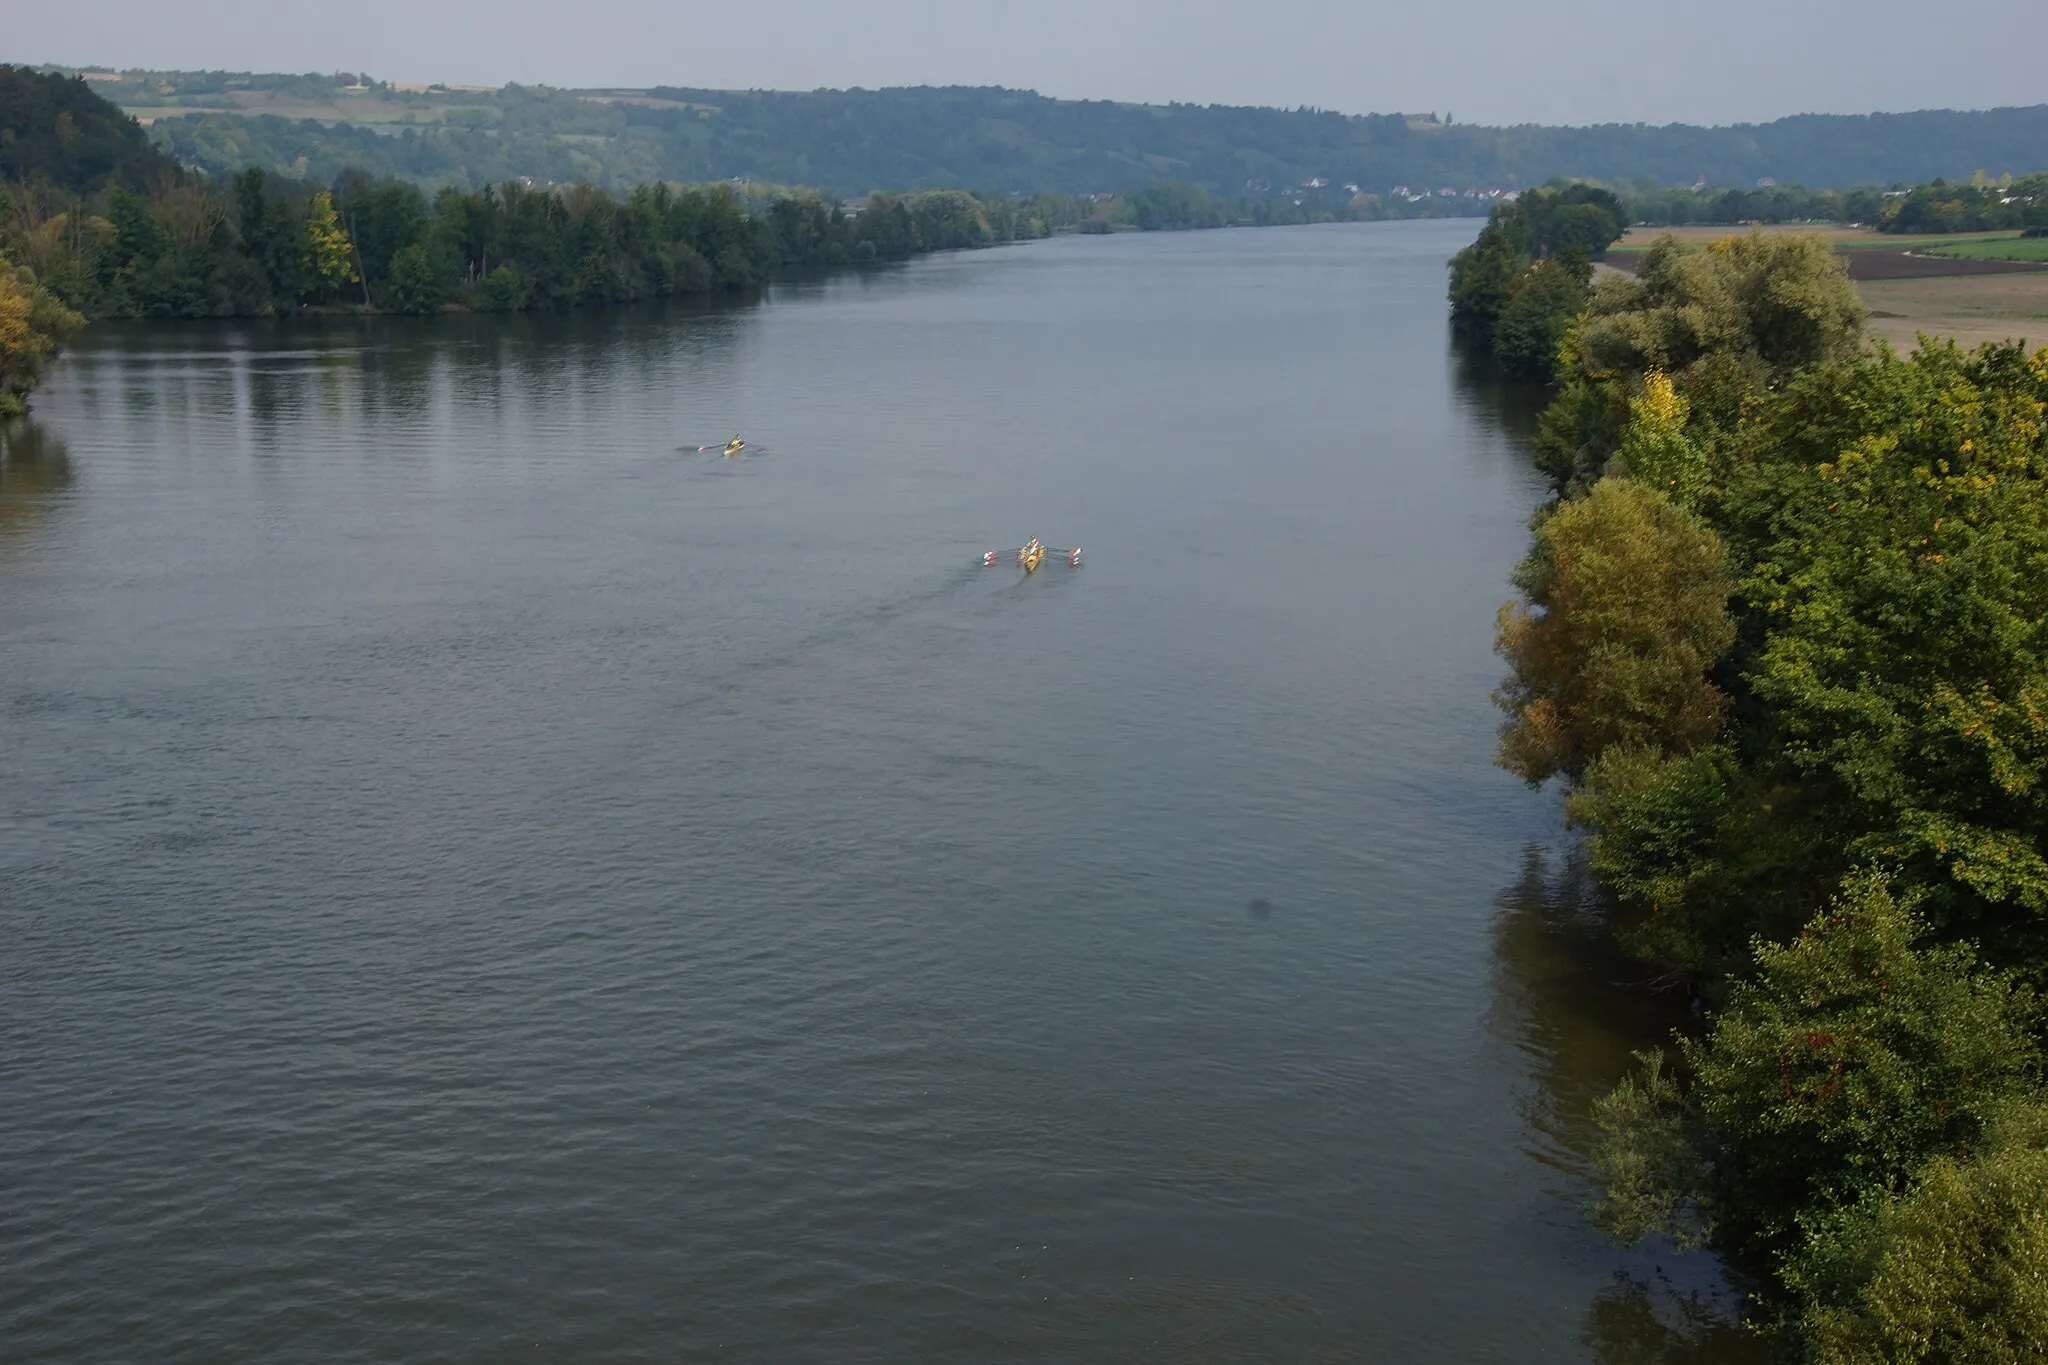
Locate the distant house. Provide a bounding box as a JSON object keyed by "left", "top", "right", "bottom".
{"left": 1304, "top": 177, "right": 1329, "bottom": 189}
{"left": 1343, "top": 183, "right": 1360, "bottom": 195}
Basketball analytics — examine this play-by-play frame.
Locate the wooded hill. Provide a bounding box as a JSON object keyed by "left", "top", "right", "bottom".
{"left": 53, "top": 68, "right": 2048, "bottom": 198}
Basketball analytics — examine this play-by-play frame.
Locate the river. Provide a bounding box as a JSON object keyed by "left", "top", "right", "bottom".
{"left": 1, "top": 221, "right": 1752, "bottom": 1361}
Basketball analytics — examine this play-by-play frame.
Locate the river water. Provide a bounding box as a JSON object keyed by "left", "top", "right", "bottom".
{"left": 2, "top": 222, "right": 1750, "bottom": 1361}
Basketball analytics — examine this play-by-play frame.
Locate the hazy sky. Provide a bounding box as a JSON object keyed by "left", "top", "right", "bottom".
{"left": 12, "top": 0, "right": 2047, "bottom": 126}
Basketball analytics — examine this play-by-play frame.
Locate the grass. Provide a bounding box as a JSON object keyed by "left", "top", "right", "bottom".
{"left": 116, "top": 90, "right": 496, "bottom": 126}
{"left": 1924, "top": 236, "right": 2048, "bottom": 263}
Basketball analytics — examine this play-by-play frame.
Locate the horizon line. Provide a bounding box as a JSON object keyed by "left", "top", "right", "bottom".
{"left": 22, "top": 62, "right": 2048, "bottom": 132}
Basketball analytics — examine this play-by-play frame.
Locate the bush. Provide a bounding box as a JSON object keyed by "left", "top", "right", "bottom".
{"left": 1492, "top": 252, "right": 1590, "bottom": 381}
{"left": 1804, "top": 1105, "right": 2048, "bottom": 1363}
{"left": 385, "top": 242, "right": 446, "bottom": 314}
{"left": 470, "top": 263, "right": 526, "bottom": 312}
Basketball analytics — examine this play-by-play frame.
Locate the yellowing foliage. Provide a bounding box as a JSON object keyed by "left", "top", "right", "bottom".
{"left": 0, "top": 257, "right": 85, "bottom": 417}
{"left": 300, "top": 190, "right": 357, "bottom": 297}
{"left": 1494, "top": 477, "right": 1735, "bottom": 784}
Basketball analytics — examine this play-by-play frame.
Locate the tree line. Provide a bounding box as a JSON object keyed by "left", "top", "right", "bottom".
{"left": 1458, "top": 213, "right": 2048, "bottom": 1355}
{"left": 5, "top": 164, "right": 1068, "bottom": 319}
{"left": 1874, "top": 174, "right": 2048, "bottom": 235}
{"left": 1628, "top": 174, "right": 2048, "bottom": 233}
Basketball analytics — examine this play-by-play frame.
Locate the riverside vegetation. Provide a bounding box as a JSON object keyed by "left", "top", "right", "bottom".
{"left": 0, "top": 67, "right": 1056, "bottom": 318}
{"left": 1456, "top": 198, "right": 2048, "bottom": 1356}
{"left": 0, "top": 67, "right": 1377, "bottom": 413}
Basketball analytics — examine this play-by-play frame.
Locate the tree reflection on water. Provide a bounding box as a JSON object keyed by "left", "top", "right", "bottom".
{"left": 1490, "top": 844, "right": 1768, "bottom": 1365}
{"left": 1585, "top": 1271, "right": 1766, "bottom": 1365}
{"left": 1451, "top": 341, "right": 1552, "bottom": 451}
{"left": 0, "top": 419, "right": 73, "bottom": 544}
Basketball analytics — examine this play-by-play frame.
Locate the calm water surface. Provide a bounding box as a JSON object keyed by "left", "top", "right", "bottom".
{"left": 2, "top": 223, "right": 1748, "bottom": 1361}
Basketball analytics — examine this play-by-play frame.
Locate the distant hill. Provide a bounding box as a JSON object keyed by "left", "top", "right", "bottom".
{"left": 0, "top": 66, "right": 179, "bottom": 191}
{"left": 35, "top": 69, "right": 2048, "bottom": 198}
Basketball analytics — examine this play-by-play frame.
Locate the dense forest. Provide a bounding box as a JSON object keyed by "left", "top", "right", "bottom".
{"left": 7, "top": 161, "right": 1063, "bottom": 319}
{"left": 56, "top": 67, "right": 2048, "bottom": 199}
{"left": 1457, "top": 206, "right": 2048, "bottom": 1353}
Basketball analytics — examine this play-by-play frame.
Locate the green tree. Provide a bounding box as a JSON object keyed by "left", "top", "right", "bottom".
{"left": 1736, "top": 342, "right": 2048, "bottom": 934}
{"left": 1447, "top": 221, "right": 1524, "bottom": 339}
{"left": 1451, "top": 188, "right": 1623, "bottom": 371}
{"left": 907, "top": 189, "right": 996, "bottom": 246}
{"left": 0, "top": 65, "right": 180, "bottom": 192}
{"left": 385, "top": 242, "right": 446, "bottom": 314}
{"left": 1492, "top": 250, "right": 1590, "bottom": 381}
{"left": 1803, "top": 1105, "right": 2048, "bottom": 1363}
{"left": 1593, "top": 873, "right": 2040, "bottom": 1273}
{"left": 1537, "top": 231, "right": 1866, "bottom": 491}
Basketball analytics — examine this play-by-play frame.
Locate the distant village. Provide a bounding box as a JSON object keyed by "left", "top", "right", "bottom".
{"left": 1387, "top": 185, "right": 1519, "bottom": 204}
{"left": 1238, "top": 177, "right": 1519, "bottom": 203}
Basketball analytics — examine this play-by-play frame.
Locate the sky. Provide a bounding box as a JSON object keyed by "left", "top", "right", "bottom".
{"left": 11, "top": 0, "right": 2048, "bottom": 127}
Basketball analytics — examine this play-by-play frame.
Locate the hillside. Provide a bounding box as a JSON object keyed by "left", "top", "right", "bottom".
{"left": 0, "top": 66, "right": 179, "bottom": 191}
{"left": 49, "top": 69, "right": 2048, "bottom": 198}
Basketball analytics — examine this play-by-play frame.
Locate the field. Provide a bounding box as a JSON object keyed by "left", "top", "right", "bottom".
{"left": 1861, "top": 273, "right": 2048, "bottom": 351}
{"left": 1925, "top": 235, "right": 2048, "bottom": 263}
{"left": 126, "top": 101, "right": 486, "bottom": 127}
{"left": 113, "top": 88, "right": 498, "bottom": 128}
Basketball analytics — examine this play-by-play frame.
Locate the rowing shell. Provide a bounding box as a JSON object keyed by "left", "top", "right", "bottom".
{"left": 980, "top": 543, "right": 1083, "bottom": 571}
